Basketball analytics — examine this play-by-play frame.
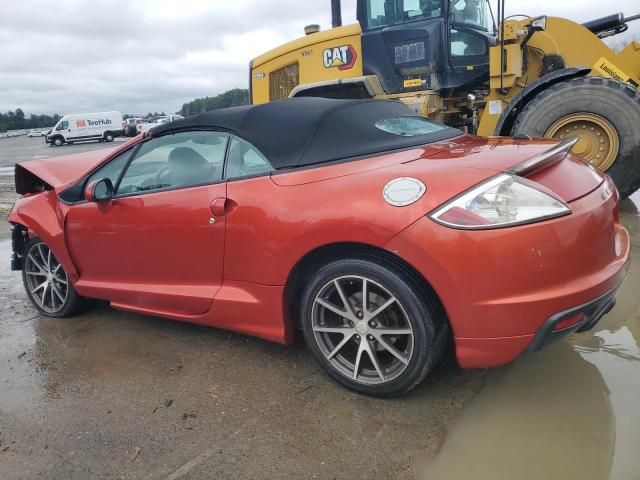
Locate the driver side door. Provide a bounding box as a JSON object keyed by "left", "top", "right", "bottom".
{"left": 65, "top": 130, "right": 230, "bottom": 315}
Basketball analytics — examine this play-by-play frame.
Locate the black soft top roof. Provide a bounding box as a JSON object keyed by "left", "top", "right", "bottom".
{"left": 151, "top": 98, "right": 461, "bottom": 170}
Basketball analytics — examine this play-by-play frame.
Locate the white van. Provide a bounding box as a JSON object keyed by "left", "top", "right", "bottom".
{"left": 45, "top": 111, "right": 123, "bottom": 146}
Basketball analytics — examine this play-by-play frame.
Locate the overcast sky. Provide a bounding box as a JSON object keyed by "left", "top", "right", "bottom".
{"left": 0, "top": 0, "right": 638, "bottom": 116}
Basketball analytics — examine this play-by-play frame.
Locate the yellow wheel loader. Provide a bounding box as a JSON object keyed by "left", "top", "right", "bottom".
{"left": 250, "top": 0, "right": 640, "bottom": 197}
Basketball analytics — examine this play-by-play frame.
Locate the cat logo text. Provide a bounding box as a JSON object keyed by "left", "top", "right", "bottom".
{"left": 323, "top": 45, "right": 357, "bottom": 71}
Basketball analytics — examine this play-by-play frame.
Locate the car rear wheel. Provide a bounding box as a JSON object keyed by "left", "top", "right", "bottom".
{"left": 300, "top": 258, "right": 446, "bottom": 397}
{"left": 22, "top": 238, "right": 89, "bottom": 318}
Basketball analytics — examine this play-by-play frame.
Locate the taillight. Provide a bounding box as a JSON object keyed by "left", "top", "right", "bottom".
{"left": 430, "top": 174, "right": 572, "bottom": 230}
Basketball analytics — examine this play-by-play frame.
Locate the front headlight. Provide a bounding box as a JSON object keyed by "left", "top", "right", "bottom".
{"left": 429, "top": 174, "right": 571, "bottom": 229}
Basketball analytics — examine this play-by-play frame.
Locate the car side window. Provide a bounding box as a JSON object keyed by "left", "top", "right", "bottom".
{"left": 116, "top": 131, "right": 230, "bottom": 195}
{"left": 226, "top": 137, "right": 273, "bottom": 179}
{"left": 86, "top": 148, "right": 134, "bottom": 187}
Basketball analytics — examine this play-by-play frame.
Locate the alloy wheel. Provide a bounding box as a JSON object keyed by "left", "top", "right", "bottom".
{"left": 24, "top": 242, "right": 69, "bottom": 314}
{"left": 311, "top": 275, "right": 414, "bottom": 385}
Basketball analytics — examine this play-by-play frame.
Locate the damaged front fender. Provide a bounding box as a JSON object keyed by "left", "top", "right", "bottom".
{"left": 8, "top": 191, "right": 78, "bottom": 280}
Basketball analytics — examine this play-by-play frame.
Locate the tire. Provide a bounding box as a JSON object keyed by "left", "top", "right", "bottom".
{"left": 104, "top": 132, "right": 114, "bottom": 142}
{"left": 53, "top": 137, "right": 63, "bottom": 147}
{"left": 300, "top": 257, "right": 447, "bottom": 397}
{"left": 513, "top": 76, "right": 640, "bottom": 199}
{"left": 21, "top": 237, "right": 90, "bottom": 318}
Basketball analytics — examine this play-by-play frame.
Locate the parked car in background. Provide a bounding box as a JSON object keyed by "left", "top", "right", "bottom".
{"left": 123, "top": 118, "right": 144, "bottom": 137}
{"left": 28, "top": 129, "right": 48, "bottom": 137}
{"left": 5, "top": 129, "right": 27, "bottom": 138}
{"left": 45, "top": 111, "right": 123, "bottom": 147}
{"left": 137, "top": 114, "right": 184, "bottom": 135}
{"left": 8, "top": 98, "right": 630, "bottom": 397}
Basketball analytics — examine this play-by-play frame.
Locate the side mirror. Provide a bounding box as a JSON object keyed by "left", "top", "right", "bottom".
{"left": 84, "top": 178, "right": 114, "bottom": 203}
{"left": 530, "top": 16, "right": 547, "bottom": 32}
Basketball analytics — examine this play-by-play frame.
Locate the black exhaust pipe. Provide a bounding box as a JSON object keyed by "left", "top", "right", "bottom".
{"left": 331, "top": 0, "right": 342, "bottom": 28}
{"left": 583, "top": 13, "right": 625, "bottom": 35}
{"left": 583, "top": 12, "right": 640, "bottom": 37}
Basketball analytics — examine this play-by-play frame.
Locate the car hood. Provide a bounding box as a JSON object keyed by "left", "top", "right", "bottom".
{"left": 14, "top": 142, "right": 134, "bottom": 195}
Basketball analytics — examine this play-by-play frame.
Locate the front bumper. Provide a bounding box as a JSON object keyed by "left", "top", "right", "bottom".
{"left": 10, "top": 222, "right": 28, "bottom": 271}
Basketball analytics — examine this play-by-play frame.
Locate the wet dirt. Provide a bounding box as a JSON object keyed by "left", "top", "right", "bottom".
{"left": 417, "top": 192, "right": 640, "bottom": 480}
{"left": 0, "top": 248, "right": 483, "bottom": 479}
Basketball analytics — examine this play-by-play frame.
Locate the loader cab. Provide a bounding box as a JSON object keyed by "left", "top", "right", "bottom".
{"left": 357, "top": 0, "right": 496, "bottom": 95}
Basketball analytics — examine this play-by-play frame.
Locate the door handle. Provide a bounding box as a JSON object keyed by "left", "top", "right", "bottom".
{"left": 210, "top": 197, "right": 228, "bottom": 217}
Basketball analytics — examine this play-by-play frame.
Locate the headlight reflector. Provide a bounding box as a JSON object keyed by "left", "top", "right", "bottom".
{"left": 430, "top": 174, "right": 571, "bottom": 229}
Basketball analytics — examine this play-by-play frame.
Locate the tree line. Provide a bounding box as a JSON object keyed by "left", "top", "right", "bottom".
{"left": 0, "top": 109, "right": 60, "bottom": 133}
{"left": 2, "top": 88, "right": 248, "bottom": 132}
{"left": 179, "top": 88, "right": 249, "bottom": 116}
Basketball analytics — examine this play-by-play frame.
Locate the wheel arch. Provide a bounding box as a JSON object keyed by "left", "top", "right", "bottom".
{"left": 8, "top": 194, "right": 78, "bottom": 278}
{"left": 283, "top": 242, "right": 449, "bottom": 335}
{"left": 494, "top": 67, "right": 591, "bottom": 136}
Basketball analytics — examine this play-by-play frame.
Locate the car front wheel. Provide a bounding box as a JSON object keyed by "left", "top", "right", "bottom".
{"left": 300, "top": 258, "right": 447, "bottom": 397}
{"left": 22, "top": 238, "right": 89, "bottom": 317}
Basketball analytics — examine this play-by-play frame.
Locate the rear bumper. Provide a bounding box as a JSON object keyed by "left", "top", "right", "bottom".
{"left": 452, "top": 221, "right": 630, "bottom": 367}
{"left": 386, "top": 178, "right": 631, "bottom": 369}
{"left": 526, "top": 279, "right": 624, "bottom": 352}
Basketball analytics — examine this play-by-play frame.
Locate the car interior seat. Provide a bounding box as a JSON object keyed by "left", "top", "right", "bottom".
{"left": 168, "top": 147, "right": 218, "bottom": 186}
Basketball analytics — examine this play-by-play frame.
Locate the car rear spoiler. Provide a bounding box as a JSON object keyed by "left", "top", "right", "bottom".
{"left": 506, "top": 137, "right": 579, "bottom": 176}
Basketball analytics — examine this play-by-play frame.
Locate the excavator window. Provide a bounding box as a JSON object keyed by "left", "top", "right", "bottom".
{"left": 364, "top": 0, "right": 443, "bottom": 28}
{"left": 451, "top": 29, "right": 488, "bottom": 56}
{"left": 449, "top": 0, "right": 491, "bottom": 31}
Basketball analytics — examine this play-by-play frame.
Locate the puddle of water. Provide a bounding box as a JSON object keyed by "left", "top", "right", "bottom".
{"left": 417, "top": 192, "right": 640, "bottom": 480}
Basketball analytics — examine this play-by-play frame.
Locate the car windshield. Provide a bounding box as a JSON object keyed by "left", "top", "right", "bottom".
{"left": 364, "top": 0, "right": 443, "bottom": 28}
{"left": 449, "top": 0, "right": 491, "bottom": 30}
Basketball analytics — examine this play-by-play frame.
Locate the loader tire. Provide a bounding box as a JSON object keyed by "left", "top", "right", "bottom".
{"left": 513, "top": 76, "right": 640, "bottom": 199}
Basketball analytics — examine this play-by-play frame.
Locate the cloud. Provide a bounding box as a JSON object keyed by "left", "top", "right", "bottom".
{"left": 0, "top": 0, "right": 637, "bottom": 115}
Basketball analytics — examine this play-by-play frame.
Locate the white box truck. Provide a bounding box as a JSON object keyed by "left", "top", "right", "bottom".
{"left": 45, "top": 111, "right": 123, "bottom": 147}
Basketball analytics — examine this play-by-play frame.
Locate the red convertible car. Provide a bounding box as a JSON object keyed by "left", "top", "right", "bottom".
{"left": 8, "top": 98, "right": 630, "bottom": 396}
